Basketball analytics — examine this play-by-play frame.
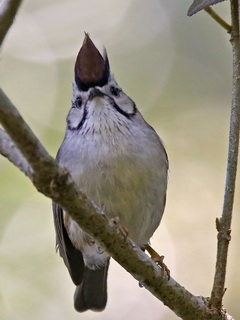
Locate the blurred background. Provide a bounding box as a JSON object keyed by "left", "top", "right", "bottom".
{"left": 0, "top": 0, "right": 239, "bottom": 319}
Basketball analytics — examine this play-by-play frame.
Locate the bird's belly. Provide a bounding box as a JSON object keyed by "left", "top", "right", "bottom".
{"left": 69, "top": 157, "right": 165, "bottom": 248}
{"left": 60, "top": 135, "right": 167, "bottom": 268}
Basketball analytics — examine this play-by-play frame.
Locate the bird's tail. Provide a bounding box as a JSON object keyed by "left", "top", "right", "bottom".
{"left": 74, "top": 261, "right": 110, "bottom": 312}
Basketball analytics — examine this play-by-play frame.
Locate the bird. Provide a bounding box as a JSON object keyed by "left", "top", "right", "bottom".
{"left": 52, "top": 33, "right": 168, "bottom": 312}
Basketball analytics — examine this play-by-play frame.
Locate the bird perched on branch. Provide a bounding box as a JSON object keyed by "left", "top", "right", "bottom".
{"left": 53, "top": 33, "right": 168, "bottom": 312}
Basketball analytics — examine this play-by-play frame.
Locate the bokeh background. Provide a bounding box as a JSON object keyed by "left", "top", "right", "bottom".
{"left": 0, "top": 0, "right": 239, "bottom": 319}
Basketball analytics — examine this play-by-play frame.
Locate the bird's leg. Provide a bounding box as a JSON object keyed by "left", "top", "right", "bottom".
{"left": 111, "top": 217, "right": 128, "bottom": 240}
{"left": 96, "top": 216, "right": 128, "bottom": 254}
{"left": 145, "top": 245, "right": 170, "bottom": 280}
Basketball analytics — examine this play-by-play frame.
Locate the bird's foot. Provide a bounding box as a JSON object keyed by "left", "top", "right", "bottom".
{"left": 111, "top": 217, "right": 128, "bottom": 240}
{"left": 145, "top": 245, "right": 170, "bottom": 280}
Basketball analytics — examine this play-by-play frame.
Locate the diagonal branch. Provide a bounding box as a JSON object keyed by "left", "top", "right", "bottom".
{"left": 210, "top": 0, "right": 240, "bottom": 309}
{"left": 0, "top": 90, "right": 233, "bottom": 320}
{"left": 0, "top": 128, "right": 32, "bottom": 177}
{"left": 0, "top": 0, "right": 23, "bottom": 47}
{"left": 204, "top": 7, "right": 232, "bottom": 33}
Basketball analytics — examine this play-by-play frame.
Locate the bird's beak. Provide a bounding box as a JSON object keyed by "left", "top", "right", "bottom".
{"left": 88, "top": 88, "right": 105, "bottom": 101}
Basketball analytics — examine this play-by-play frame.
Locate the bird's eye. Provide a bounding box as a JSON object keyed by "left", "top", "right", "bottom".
{"left": 110, "top": 86, "right": 121, "bottom": 97}
{"left": 74, "top": 97, "right": 82, "bottom": 108}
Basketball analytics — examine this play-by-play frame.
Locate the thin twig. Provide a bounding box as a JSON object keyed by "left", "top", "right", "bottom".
{"left": 209, "top": 0, "right": 240, "bottom": 309}
{"left": 0, "top": 128, "right": 32, "bottom": 177}
{"left": 0, "top": 0, "right": 23, "bottom": 47}
{"left": 204, "top": 6, "right": 232, "bottom": 33}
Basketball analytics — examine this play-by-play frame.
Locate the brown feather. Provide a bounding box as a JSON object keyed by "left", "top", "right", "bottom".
{"left": 75, "top": 33, "right": 106, "bottom": 84}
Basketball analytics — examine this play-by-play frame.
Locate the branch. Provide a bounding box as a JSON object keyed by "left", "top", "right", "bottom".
{"left": 0, "top": 90, "right": 234, "bottom": 320}
{"left": 0, "top": 0, "right": 23, "bottom": 47}
{"left": 204, "top": 7, "right": 232, "bottom": 33}
{"left": 210, "top": 0, "right": 240, "bottom": 310}
{"left": 0, "top": 128, "right": 32, "bottom": 177}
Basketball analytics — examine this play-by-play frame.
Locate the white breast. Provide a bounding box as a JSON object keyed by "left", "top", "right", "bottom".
{"left": 59, "top": 108, "right": 168, "bottom": 268}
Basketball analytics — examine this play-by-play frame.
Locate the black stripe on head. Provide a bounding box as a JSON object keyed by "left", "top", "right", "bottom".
{"left": 67, "top": 107, "right": 88, "bottom": 131}
{"left": 112, "top": 100, "right": 136, "bottom": 119}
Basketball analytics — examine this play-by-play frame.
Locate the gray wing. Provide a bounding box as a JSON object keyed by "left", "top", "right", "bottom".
{"left": 52, "top": 202, "right": 85, "bottom": 285}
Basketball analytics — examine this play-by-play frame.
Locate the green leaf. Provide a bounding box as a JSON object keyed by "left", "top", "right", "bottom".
{"left": 187, "top": 0, "right": 227, "bottom": 16}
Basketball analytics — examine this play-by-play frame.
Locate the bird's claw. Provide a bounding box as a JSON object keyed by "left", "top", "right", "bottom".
{"left": 145, "top": 245, "right": 170, "bottom": 280}
{"left": 111, "top": 217, "right": 128, "bottom": 240}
